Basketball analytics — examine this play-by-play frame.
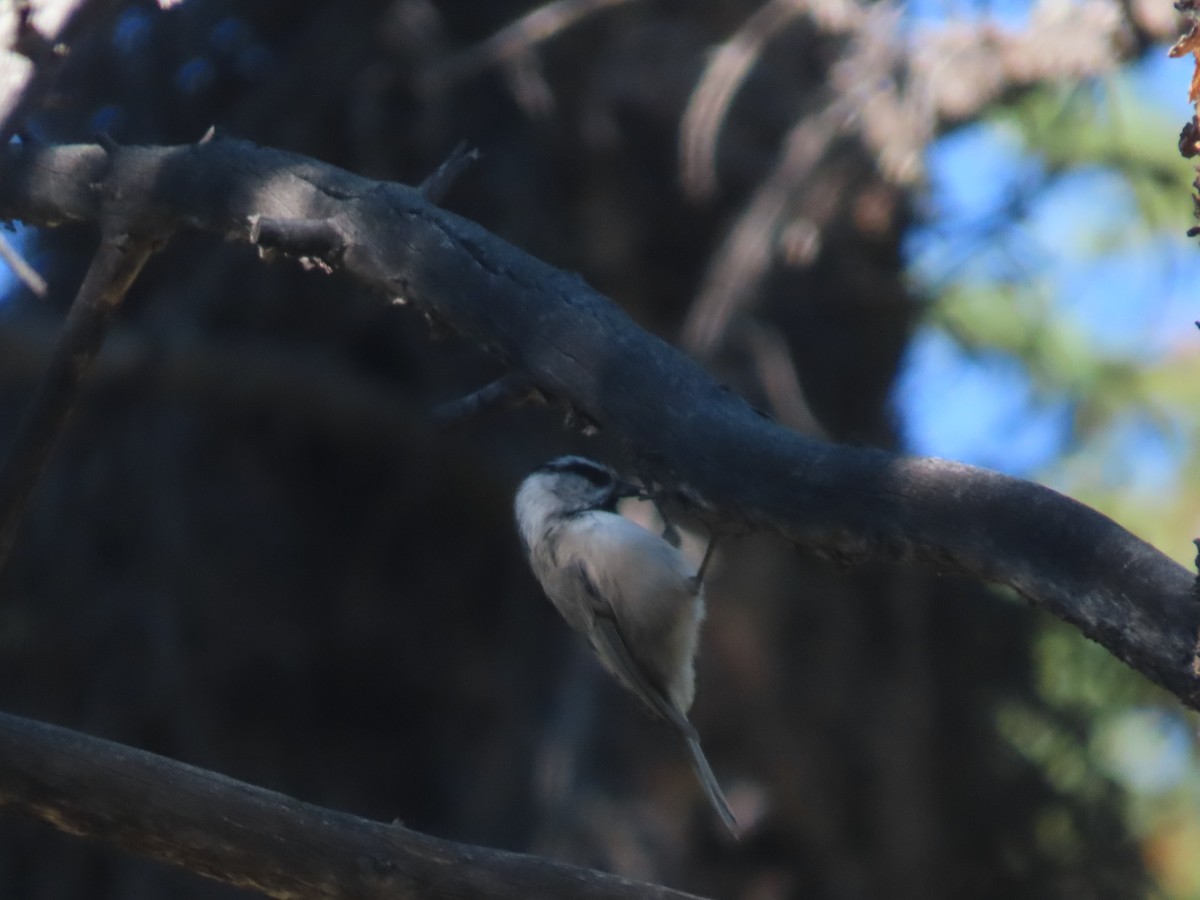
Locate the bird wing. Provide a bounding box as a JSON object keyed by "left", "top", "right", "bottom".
{"left": 574, "top": 561, "right": 699, "bottom": 741}
{"left": 685, "top": 735, "right": 740, "bottom": 837}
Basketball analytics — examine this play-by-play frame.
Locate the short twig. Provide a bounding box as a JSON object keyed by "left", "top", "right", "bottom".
{"left": 418, "top": 142, "right": 479, "bottom": 204}
{"left": 0, "top": 235, "right": 158, "bottom": 572}
{"left": 431, "top": 374, "right": 537, "bottom": 429}
{"left": 249, "top": 215, "right": 349, "bottom": 269}
{"left": 0, "top": 231, "right": 47, "bottom": 297}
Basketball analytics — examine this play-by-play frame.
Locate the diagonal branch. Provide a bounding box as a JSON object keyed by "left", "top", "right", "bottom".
{"left": 0, "top": 139, "right": 1195, "bottom": 716}
{"left": 0, "top": 231, "right": 159, "bottom": 571}
{"left": 0, "top": 709, "right": 708, "bottom": 900}
{"left": 432, "top": 374, "right": 539, "bottom": 429}
{"left": 0, "top": 231, "right": 47, "bottom": 296}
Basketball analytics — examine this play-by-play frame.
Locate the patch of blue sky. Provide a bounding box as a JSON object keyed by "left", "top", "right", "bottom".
{"left": 1017, "top": 165, "right": 1187, "bottom": 357}
{"left": 895, "top": 327, "right": 1070, "bottom": 474}
{"left": 1092, "top": 414, "right": 1189, "bottom": 495}
{"left": 1023, "top": 166, "right": 1136, "bottom": 251}
{"left": 1048, "top": 247, "right": 1192, "bottom": 361}
{"left": 1128, "top": 51, "right": 1198, "bottom": 121}
{"left": 906, "top": 121, "right": 1053, "bottom": 292}
{"left": 899, "top": 44, "right": 1200, "bottom": 469}
{"left": 902, "top": 0, "right": 1035, "bottom": 31}
{"left": 918, "top": 122, "right": 1030, "bottom": 226}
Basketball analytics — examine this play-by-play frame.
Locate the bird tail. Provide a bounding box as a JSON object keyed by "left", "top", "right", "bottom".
{"left": 685, "top": 735, "right": 740, "bottom": 838}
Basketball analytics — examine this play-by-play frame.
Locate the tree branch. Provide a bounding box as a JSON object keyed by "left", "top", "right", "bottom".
{"left": 0, "top": 709, "right": 707, "bottom": 900}
{"left": 0, "top": 139, "right": 1195, "bottom": 717}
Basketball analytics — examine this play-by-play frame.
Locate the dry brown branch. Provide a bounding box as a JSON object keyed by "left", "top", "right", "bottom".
{"left": 0, "top": 709, "right": 709, "bottom": 900}
{"left": 681, "top": 111, "right": 840, "bottom": 357}
{"left": 0, "top": 138, "right": 1194, "bottom": 713}
{"left": 678, "top": 0, "right": 852, "bottom": 201}
{"left": 0, "top": 230, "right": 46, "bottom": 296}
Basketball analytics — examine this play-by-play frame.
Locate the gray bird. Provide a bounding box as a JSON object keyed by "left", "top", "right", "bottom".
{"left": 515, "top": 455, "right": 738, "bottom": 835}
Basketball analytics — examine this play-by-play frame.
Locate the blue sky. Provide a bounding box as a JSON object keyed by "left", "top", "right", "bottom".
{"left": 895, "top": 47, "right": 1200, "bottom": 479}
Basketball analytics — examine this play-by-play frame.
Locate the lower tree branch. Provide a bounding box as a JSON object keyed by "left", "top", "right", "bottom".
{"left": 0, "top": 710, "right": 708, "bottom": 900}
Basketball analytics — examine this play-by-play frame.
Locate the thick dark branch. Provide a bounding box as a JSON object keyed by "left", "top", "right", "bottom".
{"left": 0, "top": 710, "right": 707, "bottom": 900}
{"left": 0, "top": 232, "right": 158, "bottom": 571}
{"left": 0, "top": 139, "right": 1196, "bottom": 712}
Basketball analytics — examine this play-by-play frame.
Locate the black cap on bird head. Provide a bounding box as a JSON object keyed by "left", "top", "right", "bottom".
{"left": 535, "top": 456, "right": 642, "bottom": 511}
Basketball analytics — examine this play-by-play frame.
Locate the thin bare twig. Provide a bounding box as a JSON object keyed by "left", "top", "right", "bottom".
{"left": 0, "top": 709, "right": 709, "bottom": 900}
{"left": 0, "top": 230, "right": 46, "bottom": 296}
{"left": 431, "top": 374, "right": 538, "bottom": 429}
{"left": 678, "top": 0, "right": 839, "bottom": 201}
{"left": 418, "top": 141, "right": 479, "bottom": 204}
{"left": 681, "top": 110, "right": 840, "bottom": 357}
{"left": 0, "top": 234, "right": 157, "bottom": 571}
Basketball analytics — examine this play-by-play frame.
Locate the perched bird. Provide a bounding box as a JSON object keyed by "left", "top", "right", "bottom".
{"left": 515, "top": 455, "right": 738, "bottom": 835}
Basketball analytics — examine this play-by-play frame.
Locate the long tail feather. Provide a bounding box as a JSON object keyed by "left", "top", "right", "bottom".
{"left": 685, "top": 735, "right": 740, "bottom": 837}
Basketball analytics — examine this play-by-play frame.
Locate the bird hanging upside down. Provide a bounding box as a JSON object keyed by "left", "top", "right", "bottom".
{"left": 515, "top": 455, "right": 737, "bottom": 836}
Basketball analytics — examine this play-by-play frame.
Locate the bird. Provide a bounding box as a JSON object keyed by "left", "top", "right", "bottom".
{"left": 514, "top": 455, "right": 738, "bottom": 835}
